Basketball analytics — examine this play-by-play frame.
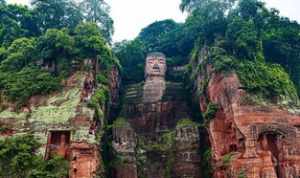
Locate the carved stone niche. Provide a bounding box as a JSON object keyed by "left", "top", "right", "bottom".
{"left": 112, "top": 126, "right": 136, "bottom": 153}
{"left": 174, "top": 125, "right": 201, "bottom": 178}
{"left": 45, "top": 130, "right": 71, "bottom": 160}
{"left": 175, "top": 126, "right": 200, "bottom": 144}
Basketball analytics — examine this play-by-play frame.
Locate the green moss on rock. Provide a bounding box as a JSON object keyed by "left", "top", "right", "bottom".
{"left": 176, "top": 118, "right": 198, "bottom": 128}
{"left": 0, "top": 110, "right": 28, "bottom": 120}
{"left": 112, "top": 117, "right": 130, "bottom": 128}
{"left": 30, "top": 88, "right": 81, "bottom": 124}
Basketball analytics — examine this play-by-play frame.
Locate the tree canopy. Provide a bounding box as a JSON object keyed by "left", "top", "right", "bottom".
{"left": 0, "top": 0, "right": 116, "bottom": 106}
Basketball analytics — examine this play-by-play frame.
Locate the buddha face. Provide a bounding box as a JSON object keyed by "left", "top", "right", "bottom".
{"left": 145, "top": 54, "right": 166, "bottom": 78}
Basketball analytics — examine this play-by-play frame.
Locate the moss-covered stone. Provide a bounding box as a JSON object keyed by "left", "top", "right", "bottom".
{"left": 0, "top": 110, "right": 28, "bottom": 120}
{"left": 30, "top": 88, "right": 81, "bottom": 124}
{"left": 112, "top": 117, "right": 130, "bottom": 128}
{"left": 176, "top": 118, "right": 198, "bottom": 128}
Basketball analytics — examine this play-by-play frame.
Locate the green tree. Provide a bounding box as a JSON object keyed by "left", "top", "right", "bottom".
{"left": 0, "top": 47, "right": 7, "bottom": 63}
{"left": 29, "top": 156, "right": 69, "bottom": 178}
{"left": 79, "top": 0, "right": 114, "bottom": 42}
{"left": 0, "top": 135, "right": 40, "bottom": 178}
{"left": 225, "top": 17, "right": 263, "bottom": 61}
{"left": 0, "top": 135, "right": 68, "bottom": 178}
{"left": 0, "top": 4, "right": 39, "bottom": 46}
{"left": 38, "top": 28, "right": 75, "bottom": 74}
{"left": 32, "top": 0, "right": 83, "bottom": 32}
{"left": 180, "top": 0, "right": 236, "bottom": 13}
{"left": 114, "top": 39, "right": 146, "bottom": 83}
{"left": 0, "top": 66, "right": 61, "bottom": 103}
{"left": 138, "top": 19, "right": 179, "bottom": 52}
{"left": 0, "top": 37, "right": 37, "bottom": 72}
{"left": 75, "top": 22, "right": 109, "bottom": 72}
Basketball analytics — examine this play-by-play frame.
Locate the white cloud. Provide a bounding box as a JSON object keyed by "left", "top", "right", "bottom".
{"left": 7, "top": 0, "right": 30, "bottom": 5}
{"left": 264, "top": 0, "right": 300, "bottom": 22}
{"left": 107, "top": 0, "right": 186, "bottom": 42}
{"left": 5, "top": 0, "right": 300, "bottom": 42}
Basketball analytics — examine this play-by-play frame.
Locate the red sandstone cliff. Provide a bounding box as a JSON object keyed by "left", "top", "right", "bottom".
{"left": 0, "top": 65, "right": 121, "bottom": 178}
{"left": 194, "top": 47, "right": 300, "bottom": 178}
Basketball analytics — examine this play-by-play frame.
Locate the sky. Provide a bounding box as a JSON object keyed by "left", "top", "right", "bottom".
{"left": 6, "top": 0, "right": 300, "bottom": 42}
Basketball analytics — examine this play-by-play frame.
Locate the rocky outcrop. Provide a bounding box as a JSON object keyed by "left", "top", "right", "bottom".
{"left": 0, "top": 67, "right": 120, "bottom": 178}
{"left": 113, "top": 52, "right": 201, "bottom": 178}
{"left": 193, "top": 47, "right": 300, "bottom": 178}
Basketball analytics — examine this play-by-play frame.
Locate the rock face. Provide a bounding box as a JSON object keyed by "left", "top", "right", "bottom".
{"left": 0, "top": 69, "right": 119, "bottom": 178}
{"left": 194, "top": 47, "right": 300, "bottom": 178}
{"left": 113, "top": 52, "right": 201, "bottom": 178}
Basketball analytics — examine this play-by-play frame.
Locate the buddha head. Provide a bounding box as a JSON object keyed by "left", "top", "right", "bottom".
{"left": 145, "top": 52, "right": 167, "bottom": 79}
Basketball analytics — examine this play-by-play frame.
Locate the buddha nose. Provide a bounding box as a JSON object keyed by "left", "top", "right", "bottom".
{"left": 153, "top": 63, "right": 160, "bottom": 71}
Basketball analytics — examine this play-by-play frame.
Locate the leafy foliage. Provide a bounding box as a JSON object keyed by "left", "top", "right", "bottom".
{"left": 0, "top": 67, "right": 61, "bottom": 105}
{"left": 75, "top": 22, "right": 106, "bottom": 60}
{"left": 79, "top": 0, "right": 114, "bottom": 42}
{"left": 112, "top": 117, "right": 129, "bottom": 128}
{"left": 31, "top": 0, "right": 82, "bottom": 32}
{"left": 201, "top": 148, "right": 213, "bottom": 178}
{"left": 0, "top": 37, "right": 37, "bottom": 72}
{"left": 0, "top": 4, "right": 39, "bottom": 46}
{"left": 138, "top": 19, "right": 180, "bottom": 53}
{"left": 0, "top": 134, "right": 68, "bottom": 178}
{"left": 88, "top": 86, "right": 109, "bottom": 118}
{"left": 222, "top": 152, "right": 233, "bottom": 167}
{"left": 208, "top": 46, "right": 298, "bottom": 103}
{"left": 176, "top": 118, "right": 198, "bottom": 128}
{"left": 203, "top": 102, "right": 218, "bottom": 122}
{"left": 114, "top": 40, "right": 146, "bottom": 83}
{"left": 236, "top": 61, "right": 298, "bottom": 102}
{"left": 38, "top": 28, "right": 75, "bottom": 74}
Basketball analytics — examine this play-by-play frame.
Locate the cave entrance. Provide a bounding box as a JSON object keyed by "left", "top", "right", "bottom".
{"left": 258, "top": 132, "right": 281, "bottom": 177}
{"left": 45, "top": 130, "right": 71, "bottom": 160}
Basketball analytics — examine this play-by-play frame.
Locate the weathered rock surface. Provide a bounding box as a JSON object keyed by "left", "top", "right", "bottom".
{"left": 0, "top": 69, "right": 119, "bottom": 178}
{"left": 194, "top": 47, "right": 300, "bottom": 178}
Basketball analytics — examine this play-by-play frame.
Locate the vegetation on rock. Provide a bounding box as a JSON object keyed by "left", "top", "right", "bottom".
{"left": 203, "top": 103, "right": 219, "bottom": 123}
{"left": 0, "top": 0, "right": 115, "bottom": 107}
{"left": 0, "top": 134, "right": 68, "bottom": 178}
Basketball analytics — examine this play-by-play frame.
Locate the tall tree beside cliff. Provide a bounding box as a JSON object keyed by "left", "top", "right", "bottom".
{"left": 113, "top": 40, "right": 146, "bottom": 83}
{"left": 180, "top": 0, "right": 236, "bottom": 13}
{"left": 75, "top": 22, "right": 110, "bottom": 74}
{"left": 37, "top": 29, "right": 75, "bottom": 75}
{"left": 0, "top": 4, "right": 39, "bottom": 46}
{"left": 79, "top": 0, "right": 114, "bottom": 42}
{"left": 31, "top": 0, "right": 83, "bottom": 32}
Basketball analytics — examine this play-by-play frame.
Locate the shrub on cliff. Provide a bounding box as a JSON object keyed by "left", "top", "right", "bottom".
{"left": 236, "top": 61, "right": 298, "bottom": 102}
{"left": 208, "top": 47, "right": 298, "bottom": 104}
{"left": 203, "top": 103, "right": 219, "bottom": 123}
{"left": 0, "top": 66, "right": 61, "bottom": 106}
{"left": 0, "top": 134, "right": 68, "bottom": 178}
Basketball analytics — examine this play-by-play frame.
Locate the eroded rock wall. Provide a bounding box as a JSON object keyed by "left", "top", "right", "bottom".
{"left": 193, "top": 47, "right": 300, "bottom": 178}
{"left": 0, "top": 67, "right": 120, "bottom": 178}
